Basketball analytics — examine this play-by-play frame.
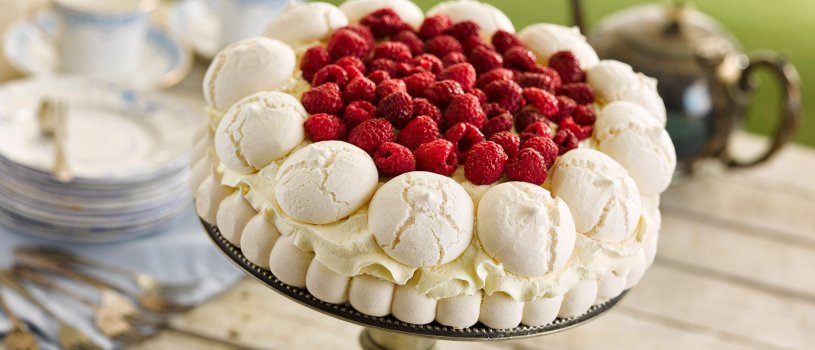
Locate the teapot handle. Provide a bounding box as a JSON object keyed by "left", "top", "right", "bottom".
{"left": 721, "top": 52, "right": 803, "bottom": 167}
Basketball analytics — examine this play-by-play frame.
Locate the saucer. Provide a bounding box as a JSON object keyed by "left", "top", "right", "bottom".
{"left": 2, "top": 10, "right": 193, "bottom": 89}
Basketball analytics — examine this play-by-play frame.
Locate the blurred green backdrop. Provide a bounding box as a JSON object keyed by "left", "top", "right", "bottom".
{"left": 326, "top": 0, "right": 813, "bottom": 147}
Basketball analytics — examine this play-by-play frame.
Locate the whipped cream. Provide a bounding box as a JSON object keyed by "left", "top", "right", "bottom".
{"left": 339, "top": 0, "right": 424, "bottom": 28}
{"left": 587, "top": 60, "right": 667, "bottom": 125}
{"left": 518, "top": 24, "right": 599, "bottom": 68}
{"left": 264, "top": 2, "right": 348, "bottom": 50}
{"left": 426, "top": 0, "right": 515, "bottom": 40}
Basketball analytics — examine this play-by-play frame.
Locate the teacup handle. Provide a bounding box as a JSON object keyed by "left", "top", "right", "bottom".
{"left": 721, "top": 52, "right": 803, "bottom": 167}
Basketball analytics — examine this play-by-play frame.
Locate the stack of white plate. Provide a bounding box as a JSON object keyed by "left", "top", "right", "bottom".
{"left": 0, "top": 76, "right": 200, "bottom": 242}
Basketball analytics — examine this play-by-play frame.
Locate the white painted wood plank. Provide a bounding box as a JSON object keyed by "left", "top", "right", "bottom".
{"left": 723, "top": 132, "right": 815, "bottom": 195}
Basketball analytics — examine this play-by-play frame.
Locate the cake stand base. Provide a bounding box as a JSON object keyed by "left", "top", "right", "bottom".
{"left": 360, "top": 328, "right": 439, "bottom": 350}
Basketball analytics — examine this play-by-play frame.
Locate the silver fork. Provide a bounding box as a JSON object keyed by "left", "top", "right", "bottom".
{"left": 0, "top": 281, "right": 39, "bottom": 350}
{"left": 0, "top": 272, "right": 100, "bottom": 350}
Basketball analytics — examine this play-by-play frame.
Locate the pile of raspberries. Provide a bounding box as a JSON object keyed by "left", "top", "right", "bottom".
{"left": 300, "top": 9, "right": 596, "bottom": 186}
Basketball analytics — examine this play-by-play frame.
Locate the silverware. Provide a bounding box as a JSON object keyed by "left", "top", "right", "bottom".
{"left": 50, "top": 100, "right": 72, "bottom": 182}
{"left": 0, "top": 280, "right": 39, "bottom": 350}
{"left": 36, "top": 100, "right": 55, "bottom": 139}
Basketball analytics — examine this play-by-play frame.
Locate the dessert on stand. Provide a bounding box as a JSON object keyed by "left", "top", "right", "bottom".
{"left": 191, "top": 0, "right": 676, "bottom": 348}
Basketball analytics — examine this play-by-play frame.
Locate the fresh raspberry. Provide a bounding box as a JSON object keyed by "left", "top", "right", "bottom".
{"left": 548, "top": 51, "right": 585, "bottom": 83}
{"left": 327, "top": 29, "right": 369, "bottom": 60}
{"left": 344, "top": 66, "right": 364, "bottom": 80}
{"left": 491, "top": 30, "right": 523, "bottom": 53}
{"left": 470, "top": 88, "right": 487, "bottom": 104}
{"left": 552, "top": 95, "right": 576, "bottom": 123}
{"left": 444, "top": 21, "right": 480, "bottom": 41}
{"left": 442, "top": 52, "right": 468, "bottom": 67}
{"left": 418, "top": 14, "right": 452, "bottom": 39}
{"left": 481, "top": 102, "right": 508, "bottom": 118}
{"left": 302, "top": 83, "right": 344, "bottom": 115}
{"left": 424, "top": 80, "right": 464, "bottom": 109}
{"left": 415, "top": 139, "right": 458, "bottom": 176}
{"left": 378, "top": 92, "right": 414, "bottom": 128}
{"left": 426, "top": 35, "right": 462, "bottom": 58}
{"left": 557, "top": 83, "right": 595, "bottom": 104}
{"left": 412, "top": 54, "right": 443, "bottom": 74}
{"left": 439, "top": 63, "right": 476, "bottom": 88}
{"left": 403, "top": 71, "right": 435, "bottom": 97}
{"left": 312, "top": 64, "right": 349, "bottom": 87}
{"left": 301, "top": 46, "right": 331, "bottom": 82}
{"left": 503, "top": 46, "right": 537, "bottom": 71}
{"left": 443, "top": 122, "right": 485, "bottom": 163}
{"left": 369, "top": 58, "right": 398, "bottom": 77}
{"left": 489, "top": 131, "right": 520, "bottom": 160}
{"left": 412, "top": 98, "right": 442, "bottom": 125}
{"left": 516, "top": 70, "right": 561, "bottom": 92}
{"left": 521, "top": 136, "right": 559, "bottom": 168}
{"left": 573, "top": 104, "right": 596, "bottom": 125}
{"left": 392, "top": 30, "right": 424, "bottom": 55}
{"left": 374, "top": 142, "right": 416, "bottom": 177}
{"left": 482, "top": 112, "right": 513, "bottom": 138}
{"left": 344, "top": 24, "right": 375, "bottom": 49}
{"left": 553, "top": 129, "right": 579, "bottom": 155}
{"left": 469, "top": 46, "right": 503, "bottom": 73}
{"left": 476, "top": 68, "right": 515, "bottom": 89}
{"left": 394, "top": 62, "right": 417, "bottom": 78}
{"left": 558, "top": 117, "right": 593, "bottom": 140}
{"left": 459, "top": 35, "right": 488, "bottom": 55}
{"left": 343, "top": 100, "right": 376, "bottom": 128}
{"left": 506, "top": 148, "right": 548, "bottom": 184}
{"left": 344, "top": 76, "right": 376, "bottom": 103}
{"left": 464, "top": 141, "right": 508, "bottom": 185}
{"left": 444, "top": 94, "right": 485, "bottom": 130}
{"left": 484, "top": 79, "right": 524, "bottom": 112}
{"left": 360, "top": 8, "right": 405, "bottom": 38}
{"left": 376, "top": 79, "right": 407, "bottom": 102}
{"left": 348, "top": 118, "right": 395, "bottom": 154}
{"left": 514, "top": 107, "right": 548, "bottom": 133}
{"left": 519, "top": 121, "right": 553, "bottom": 142}
{"left": 335, "top": 56, "right": 367, "bottom": 75}
{"left": 304, "top": 113, "right": 346, "bottom": 142}
{"left": 397, "top": 115, "right": 440, "bottom": 150}
{"left": 523, "top": 87, "right": 559, "bottom": 117}
{"left": 367, "top": 70, "right": 391, "bottom": 84}
{"left": 373, "top": 42, "right": 412, "bottom": 62}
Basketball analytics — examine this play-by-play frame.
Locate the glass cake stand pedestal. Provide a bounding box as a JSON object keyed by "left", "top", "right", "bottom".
{"left": 201, "top": 219, "right": 626, "bottom": 350}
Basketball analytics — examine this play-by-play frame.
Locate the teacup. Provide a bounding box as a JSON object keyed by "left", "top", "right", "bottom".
{"left": 208, "top": 0, "right": 295, "bottom": 49}
{"left": 52, "top": 0, "right": 158, "bottom": 75}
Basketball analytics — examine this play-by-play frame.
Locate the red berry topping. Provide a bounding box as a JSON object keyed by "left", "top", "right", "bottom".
{"left": 344, "top": 24, "right": 375, "bottom": 48}
{"left": 403, "top": 71, "right": 436, "bottom": 97}
{"left": 374, "top": 142, "right": 416, "bottom": 177}
{"left": 369, "top": 58, "right": 398, "bottom": 76}
{"left": 552, "top": 95, "right": 576, "bottom": 123}
{"left": 424, "top": 80, "right": 464, "bottom": 108}
{"left": 573, "top": 104, "right": 596, "bottom": 125}
{"left": 312, "top": 64, "right": 349, "bottom": 87}
{"left": 470, "top": 87, "right": 487, "bottom": 104}
{"left": 415, "top": 139, "right": 458, "bottom": 176}
{"left": 373, "top": 42, "right": 412, "bottom": 62}
{"left": 418, "top": 14, "right": 452, "bottom": 38}
{"left": 521, "top": 136, "right": 559, "bottom": 168}
{"left": 548, "top": 51, "right": 585, "bottom": 84}
{"left": 557, "top": 83, "right": 595, "bottom": 104}
{"left": 442, "top": 52, "right": 468, "bottom": 67}
{"left": 464, "top": 141, "right": 508, "bottom": 185}
{"left": 482, "top": 112, "right": 513, "bottom": 138}
{"left": 367, "top": 70, "right": 391, "bottom": 84}
{"left": 519, "top": 121, "right": 553, "bottom": 142}
{"left": 344, "top": 66, "right": 364, "bottom": 80}
{"left": 444, "top": 21, "right": 480, "bottom": 41}
{"left": 481, "top": 102, "right": 508, "bottom": 118}
{"left": 335, "top": 56, "right": 367, "bottom": 75}
{"left": 360, "top": 8, "right": 405, "bottom": 38}
{"left": 469, "top": 46, "right": 503, "bottom": 73}
{"left": 506, "top": 148, "right": 548, "bottom": 184}
{"left": 443, "top": 122, "right": 485, "bottom": 163}
{"left": 304, "top": 113, "right": 346, "bottom": 142}
{"left": 412, "top": 98, "right": 443, "bottom": 125}
{"left": 491, "top": 30, "right": 523, "bottom": 53}
{"left": 344, "top": 76, "right": 376, "bottom": 103}
{"left": 503, "top": 46, "right": 537, "bottom": 71}
{"left": 397, "top": 115, "right": 440, "bottom": 150}
{"left": 301, "top": 46, "right": 331, "bottom": 82}
{"left": 523, "top": 87, "right": 559, "bottom": 117}
{"left": 392, "top": 30, "right": 424, "bottom": 55}
{"left": 553, "top": 129, "right": 579, "bottom": 155}
{"left": 514, "top": 107, "right": 548, "bottom": 133}
{"left": 558, "top": 117, "right": 593, "bottom": 140}
{"left": 302, "top": 83, "right": 344, "bottom": 115}
{"left": 378, "top": 91, "right": 414, "bottom": 128}
{"left": 444, "top": 94, "right": 486, "bottom": 130}
{"left": 476, "top": 68, "right": 514, "bottom": 89}
{"left": 426, "top": 35, "right": 463, "bottom": 57}
{"left": 516, "top": 70, "right": 561, "bottom": 92}
{"left": 489, "top": 131, "right": 520, "bottom": 160}
{"left": 376, "top": 79, "right": 407, "bottom": 102}
{"left": 412, "top": 54, "right": 443, "bottom": 74}
{"left": 348, "top": 118, "right": 395, "bottom": 154}
{"left": 327, "top": 29, "right": 369, "bottom": 60}
{"left": 460, "top": 35, "right": 488, "bottom": 55}
{"left": 439, "top": 63, "right": 476, "bottom": 88}
{"left": 343, "top": 100, "right": 376, "bottom": 128}
{"left": 484, "top": 79, "right": 524, "bottom": 112}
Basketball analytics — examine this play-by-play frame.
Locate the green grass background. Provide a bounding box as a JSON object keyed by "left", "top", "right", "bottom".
{"left": 325, "top": 0, "right": 814, "bottom": 147}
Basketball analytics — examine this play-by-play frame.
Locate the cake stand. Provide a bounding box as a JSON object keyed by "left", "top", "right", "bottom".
{"left": 201, "top": 219, "right": 626, "bottom": 350}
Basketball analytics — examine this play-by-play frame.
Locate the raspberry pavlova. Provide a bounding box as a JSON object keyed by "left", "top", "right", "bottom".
{"left": 191, "top": 0, "right": 675, "bottom": 329}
